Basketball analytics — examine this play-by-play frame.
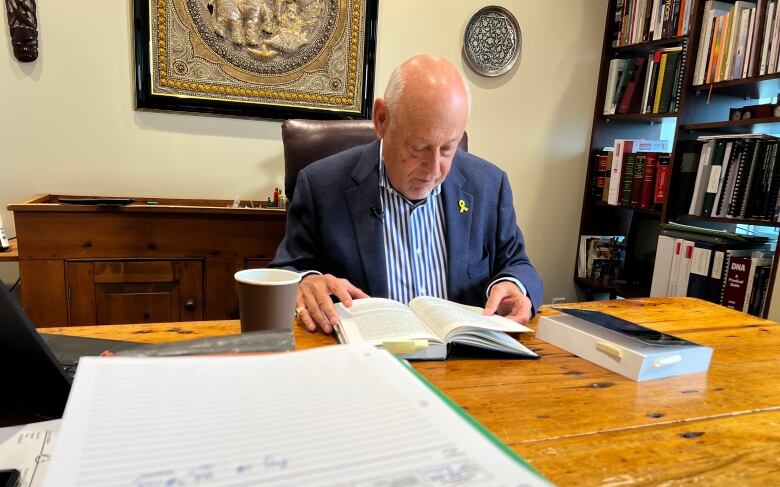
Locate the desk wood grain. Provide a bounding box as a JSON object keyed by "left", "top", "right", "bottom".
{"left": 41, "top": 297, "right": 780, "bottom": 485}
{"left": 0, "top": 240, "right": 18, "bottom": 262}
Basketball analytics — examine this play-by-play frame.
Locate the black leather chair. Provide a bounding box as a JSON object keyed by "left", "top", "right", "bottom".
{"left": 281, "top": 119, "right": 468, "bottom": 200}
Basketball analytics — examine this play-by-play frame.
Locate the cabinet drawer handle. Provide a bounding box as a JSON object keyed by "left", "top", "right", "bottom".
{"left": 184, "top": 298, "right": 197, "bottom": 311}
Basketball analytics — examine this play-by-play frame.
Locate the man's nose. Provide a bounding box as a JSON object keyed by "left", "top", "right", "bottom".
{"left": 421, "top": 150, "right": 444, "bottom": 177}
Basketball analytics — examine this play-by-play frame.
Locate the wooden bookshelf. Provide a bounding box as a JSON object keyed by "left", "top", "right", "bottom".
{"left": 577, "top": 0, "right": 780, "bottom": 316}
{"left": 681, "top": 116, "right": 780, "bottom": 132}
{"left": 691, "top": 72, "right": 780, "bottom": 99}
{"left": 604, "top": 112, "right": 678, "bottom": 122}
{"left": 678, "top": 214, "right": 780, "bottom": 228}
{"left": 613, "top": 35, "right": 688, "bottom": 53}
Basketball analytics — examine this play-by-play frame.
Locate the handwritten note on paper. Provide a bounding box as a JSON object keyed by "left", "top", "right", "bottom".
{"left": 42, "top": 345, "right": 549, "bottom": 486}
{"left": 0, "top": 419, "right": 60, "bottom": 487}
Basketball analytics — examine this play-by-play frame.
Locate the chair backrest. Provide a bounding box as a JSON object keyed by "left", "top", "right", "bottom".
{"left": 281, "top": 119, "right": 469, "bottom": 200}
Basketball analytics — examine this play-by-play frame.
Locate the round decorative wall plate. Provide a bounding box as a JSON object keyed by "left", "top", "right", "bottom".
{"left": 463, "top": 6, "right": 521, "bottom": 77}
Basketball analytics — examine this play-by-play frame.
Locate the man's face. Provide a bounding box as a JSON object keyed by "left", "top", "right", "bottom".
{"left": 374, "top": 96, "right": 467, "bottom": 201}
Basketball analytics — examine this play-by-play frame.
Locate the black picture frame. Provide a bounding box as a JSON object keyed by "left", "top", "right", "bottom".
{"left": 133, "top": 0, "right": 378, "bottom": 120}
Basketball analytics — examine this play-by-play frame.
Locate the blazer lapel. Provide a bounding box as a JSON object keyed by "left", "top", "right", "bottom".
{"left": 442, "top": 157, "right": 473, "bottom": 297}
{"left": 345, "top": 141, "right": 389, "bottom": 298}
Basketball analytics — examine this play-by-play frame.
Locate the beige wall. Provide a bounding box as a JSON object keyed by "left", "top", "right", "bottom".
{"left": 0, "top": 1, "right": 608, "bottom": 305}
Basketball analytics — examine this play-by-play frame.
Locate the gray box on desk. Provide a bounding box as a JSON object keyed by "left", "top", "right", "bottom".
{"left": 536, "top": 312, "right": 713, "bottom": 381}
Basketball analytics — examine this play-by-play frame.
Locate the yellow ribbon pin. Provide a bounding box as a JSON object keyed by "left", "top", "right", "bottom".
{"left": 458, "top": 199, "right": 469, "bottom": 213}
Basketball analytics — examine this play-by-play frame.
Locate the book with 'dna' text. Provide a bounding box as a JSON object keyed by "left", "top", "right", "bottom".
{"left": 335, "top": 297, "right": 537, "bottom": 360}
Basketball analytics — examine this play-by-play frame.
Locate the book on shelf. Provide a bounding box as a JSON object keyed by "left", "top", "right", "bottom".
{"left": 650, "top": 230, "right": 773, "bottom": 316}
{"left": 604, "top": 138, "right": 670, "bottom": 206}
{"left": 334, "top": 297, "right": 538, "bottom": 360}
{"left": 692, "top": 1, "right": 780, "bottom": 83}
{"left": 646, "top": 46, "right": 685, "bottom": 114}
{"left": 612, "top": 0, "right": 692, "bottom": 47}
{"left": 685, "top": 134, "right": 780, "bottom": 222}
{"left": 578, "top": 235, "right": 626, "bottom": 281}
{"left": 592, "top": 152, "right": 610, "bottom": 199}
{"left": 722, "top": 250, "right": 774, "bottom": 312}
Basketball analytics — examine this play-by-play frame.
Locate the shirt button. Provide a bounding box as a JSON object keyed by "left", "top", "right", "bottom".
{"left": 416, "top": 248, "right": 422, "bottom": 255}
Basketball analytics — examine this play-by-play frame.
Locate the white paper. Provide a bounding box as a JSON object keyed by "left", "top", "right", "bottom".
{"left": 0, "top": 420, "right": 60, "bottom": 487}
{"left": 43, "top": 345, "right": 549, "bottom": 486}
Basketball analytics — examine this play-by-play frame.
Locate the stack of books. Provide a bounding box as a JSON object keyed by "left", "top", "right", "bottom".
{"left": 578, "top": 235, "right": 626, "bottom": 280}
{"left": 650, "top": 226, "right": 773, "bottom": 317}
{"left": 593, "top": 139, "right": 672, "bottom": 210}
{"left": 604, "top": 46, "right": 686, "bottom": 115}
{"left": 612, "top": 0, "right": 693, "bottom": 47}
{"left": 684, "top": 134, "right": 780, "bottom": 222}
{"left": 693, "top": 1, "right": 775, "bottom": 85}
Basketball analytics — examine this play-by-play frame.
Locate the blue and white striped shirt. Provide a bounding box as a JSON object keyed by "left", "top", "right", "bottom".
{"left": 379, "top": 159, "right": 448, "bottom": 304}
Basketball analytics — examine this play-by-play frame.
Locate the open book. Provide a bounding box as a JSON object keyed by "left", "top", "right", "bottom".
{"left": 335, "top": 296, "right": 538, "bottom": 360}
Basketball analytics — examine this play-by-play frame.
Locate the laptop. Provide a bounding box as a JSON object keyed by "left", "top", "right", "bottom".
{"left": 0, "top": 285, "right": 139, "bottom": 419}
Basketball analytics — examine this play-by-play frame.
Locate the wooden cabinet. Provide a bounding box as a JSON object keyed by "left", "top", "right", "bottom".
{"left": 9, "top": 195, "right": 286, "bottom": 327}
{"left": 66, "top": 260, "right": 203, "bottom": 325}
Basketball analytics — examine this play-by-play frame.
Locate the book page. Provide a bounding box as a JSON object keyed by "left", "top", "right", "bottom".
{"left": 336, "top": 298, "right": 440, "bottom": 344}
{"left": 42, "top": 346, "right": 549, "bottom": 486}
{"left": 409, "top": 296, "right": 531, "bottom": 340}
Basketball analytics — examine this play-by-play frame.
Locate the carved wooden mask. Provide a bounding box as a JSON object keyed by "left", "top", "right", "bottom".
{"left": 5, "top": 0, "right": 38, "bottom": 62}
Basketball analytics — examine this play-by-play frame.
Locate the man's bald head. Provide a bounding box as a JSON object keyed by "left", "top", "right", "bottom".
{"left": 372, "top": 55, "right": 470, "bottom": 201}
{"left": 383, "top": 55, "right": 472, "bottom": 117}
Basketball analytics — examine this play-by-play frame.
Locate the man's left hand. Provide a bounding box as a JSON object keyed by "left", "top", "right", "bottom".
{"left": 483, "top": 281, "right": 533, "bottom": 324}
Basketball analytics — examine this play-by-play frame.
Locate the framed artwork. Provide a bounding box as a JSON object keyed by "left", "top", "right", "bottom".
{"left": 133, "top": 0, "right": 378, "bottom": 120}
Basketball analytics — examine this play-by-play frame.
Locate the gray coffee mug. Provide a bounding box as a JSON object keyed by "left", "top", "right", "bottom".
{"left": 235, "top": 269, "right": 301, "bottom": 333}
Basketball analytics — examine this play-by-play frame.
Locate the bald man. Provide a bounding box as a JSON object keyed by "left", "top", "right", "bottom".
{"left": 270, "top": 55, "right": 543, "bottom": 333}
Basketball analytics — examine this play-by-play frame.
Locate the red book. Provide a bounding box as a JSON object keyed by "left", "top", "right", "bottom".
{"left": 640, "top": 152, "right": 658, "bottom": 209}
{"left": 654, "top": 154, "right": 671, "bottom": 207}
{"left": 722, "top": 256, "right": 752, "bottom": 310}
{"left": 594, "top": 153, "right": 608, "bottom": 198}
{"left": 617, "top": 57, "right": 646, "bottom": 114}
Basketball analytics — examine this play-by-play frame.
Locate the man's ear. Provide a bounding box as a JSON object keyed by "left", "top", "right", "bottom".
{"left": 373, "top": 98, "right": 388, "bottom": 139}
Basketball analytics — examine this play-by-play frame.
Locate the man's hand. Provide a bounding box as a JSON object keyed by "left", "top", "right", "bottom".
{"left": 483, "top": 281, "right": 533, "bottom": 324}
{"left": 296, "top": 274, "right": 369, "bottom": 334}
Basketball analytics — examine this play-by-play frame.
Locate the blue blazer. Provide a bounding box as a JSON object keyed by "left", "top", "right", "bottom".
{"left": 270, "top": 140, "right": 543, "bottom": 313}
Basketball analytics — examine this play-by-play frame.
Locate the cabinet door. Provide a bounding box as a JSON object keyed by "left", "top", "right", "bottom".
{"left": 204, "top": 258, "right": 270, "bottom": 320}
{"left": 66, "top": 260, "right": 203, "bottom": 325}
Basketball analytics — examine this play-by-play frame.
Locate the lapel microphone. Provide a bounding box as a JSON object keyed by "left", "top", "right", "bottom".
{"left": 370, "top": 206, "right": 384, "bottom": 222}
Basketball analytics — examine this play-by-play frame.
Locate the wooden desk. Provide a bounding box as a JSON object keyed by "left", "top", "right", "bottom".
{"left": 41, "top": 297, "right": 780, "bottom": 485}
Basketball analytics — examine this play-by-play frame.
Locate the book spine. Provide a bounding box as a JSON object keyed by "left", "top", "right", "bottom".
{"left": 706, "top": 249, "right": 727, "bottom": 304}
{"left": 738, "top": 139, "right": 764, "bottom": 217}
{"left": 670, "top": 0, "right": 682, "bottom": 37}
{"left": 749, "top": 140, "right": 774, "bottom": 218}
{"left": 722, "top": 256, "right": 752, "bottom": 309}
{"left": 676, "top": 0, "right": 687, "bottom": 36}
{"left": 748, "top": 0, "right": 767, "bottom": 76}
{"left": 687, "top": 244, "right": 713, "bottom": 299}
{"left": 621, "top": 153, "right": 637, "bottom": 207}
{"left": 702, "top": 139, "right": 727, "bottom": 217}
{"left": 630, "top": 154, "right": 646, "bottom": 207}
{"left": 640, "top": 152, "right": 658, "bottom": 209}
{"left": 654, "top": 154, "right": 671, "bottom": 208}
{"left": 728, "top": 139, "right": 757, "bottom": 216}
{"left": 594, "top": 153, "right": 609, "bottom": 199}
{"left": 662, "top": 0, "right": 673, "bottom": 37}
{"left": 660, "top": 51, "right": 680, "bottom": 113}
{"left": 672, "top": 40, "right": 688, "bottom": 111}
{"left": 764, "top": 144, "right": 780, "bottom": 218}
{"left": 618, "top": 57, "right": 646, "bottom": 113}
{"left": 646, "top": 52, "right": 662, "bottom": 113}
{"left": 653, "top": 53, "right": 669, "bottom": 113}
